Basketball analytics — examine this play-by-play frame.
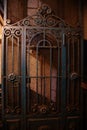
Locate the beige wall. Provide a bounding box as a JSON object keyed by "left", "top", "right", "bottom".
{"left": 27, "top": 0, "right": 41, "bottom": 15}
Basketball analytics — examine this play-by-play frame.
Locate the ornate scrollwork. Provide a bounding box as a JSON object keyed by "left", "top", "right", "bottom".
{"left": 32, "top": 104, "right": 38, "bottom": 113}
{"left": 37, "top": 4, "right": 53, "bottom": 17}
{"left": 9, "top": 4, "right": 67, "bottom": 27}
{"left": 5, "top": 106, "right": 21, "bottom": 114}
{"left": 70, "top": 72, "right": 79, "bottom": 80}
{"left": 31, "top": 102, "right": 56, "bottom": 115}
{"left": 35, "top": 4, "right": 66, "bottom": 27}
{"left": 26, "top": 28, "right": 38, "bottom": 41}
{"left": 46, "top": 16, "right": 56, "bottom": 27}
{"left": 49, "top": 102, "right": 56, "bottom": 112}
{"left": 38, "top": 105, "right": 49, "bottom": 114}
{"left": 66, "top": 104, "right": 80, "bottom": 112}
{"left": 31, "top": 104, "right": 49, "bottom": 114}
{"left": 7, "top": 73, "right": 17, "bottom": 82}
{"left": 65, "top": 29, "right": 81, "bottom": 39}
{"left": 14, "top": 29, "right": 22, "bottom": 36}
{"left": 34, "top": 16, "right": 43, "bottom": 25}
{"left": 4, "top": 28, "right": 11, "bottom": 36}
{"left": 4, "top": 28, "right": 22, "bottom": 37}
{"left": 23, "top": 19, "right": 30, "bottom": 26}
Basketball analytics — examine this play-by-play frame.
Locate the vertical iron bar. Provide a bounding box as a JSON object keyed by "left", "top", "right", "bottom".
{"left": 77, "top": 39, "right": 80, "bottom": 105}
{"left": 61, "top": 32, "right": 66, "bottom": 129}
{"left": 43, "top": 56, "right": 45, "bottom": 104}
{"left": 80, "top": 30, "right": 83, "bottom": 130}
{"left": 12, "top": 36, "right": 14, "bottom": 72}
{"left": 67, "top": 38, "right": 70, "bottom": 106}
{"left": 36, "top": 45, "right": 39, "bottom": 104}
{"left": 15, "top": 37, "right": 20, "bottom": 107}
{"left": 40, "top": 55, "right": 43, "bottom": 103}
{"left": 2, "top": 28, "right": 5, "bottom": 118}
{"left": 78, "top": 39, "right": 80, "bottom": 74}
{"left": 27, "top": 43, "right": 30, "bottom": 113}
{"left": 18, "top": 38, "right": 20, "bottom": 75}
{"left": 39, "top": 53, "right": 42, "bottom": 103}
{"left": 62, "top": 33, "right": 66, "bottom": 109}
{"left": 17, "top": 37, "right": 20, "bottom": 106}
{"left": 72, "top": 36, "right": 75, "bottom": 105}
{"left": 6, "top": 38, "right": 8, "bottom": 75}
{"left": 43, "top": 29, "right": 46, "bottom": 103}
{"left": 44, "top": 77, "right": 46, "bottom": 104}
{"left": 43, "top": 27, "right": 46, "bottom": 46}
{"left": 6, "top": 38, "right": 8, "bottom": 106}
{"left": 50, "top": 47, "right": 52, "bottom": 101}
{"left": 63, "top": 32, "right": 65, "bottom": 46}
{"left": 21, "top": 27, "right": 26, "bottom": 130}
{"left": 11, "top": 36, "right": 14, "bottom": 108}
{"left": 57, "top": 41, "right": 60, "bottom": 112}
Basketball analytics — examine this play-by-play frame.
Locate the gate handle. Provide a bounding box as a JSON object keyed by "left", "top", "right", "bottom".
{"left": 70, "top": 72, "right": 79, "bottom": 80}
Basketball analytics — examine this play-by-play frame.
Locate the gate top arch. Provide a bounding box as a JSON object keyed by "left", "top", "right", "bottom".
{"left": 6, "top": 4, "right": 69, "bottom": 28}
{"left": 3, "top": 3, "right": 81, "bottom": 48}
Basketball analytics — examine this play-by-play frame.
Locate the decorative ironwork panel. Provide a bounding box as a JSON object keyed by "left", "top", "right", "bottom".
{"left": 11, "top": 4, "right": 67, "bottom": 28}
{"left": 2, "top": 27, "right": 23, "bottom": 116}
{"left": 2, "top": 4, "right": 82, "bottom": 130}
{"left": 25, "top": 27, "right": 63, "bottom": 115}
{"left": 65, "top": 31, "right": 81, "bottom": 113}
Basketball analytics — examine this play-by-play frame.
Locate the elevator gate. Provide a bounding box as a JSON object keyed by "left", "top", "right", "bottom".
{"left": 2, "top": 4, "right": 82, "bottom": 130}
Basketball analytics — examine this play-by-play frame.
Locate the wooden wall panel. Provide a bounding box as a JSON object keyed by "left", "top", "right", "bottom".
{"left": 7, "top": 0, "right": 27, "bottom": 23}
{"left": 64, "top": 0, "right": 79, "bottom": 26}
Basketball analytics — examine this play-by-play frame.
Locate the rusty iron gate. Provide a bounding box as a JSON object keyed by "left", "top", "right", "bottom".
{"left": 2, "top": 4, "right": 82, "bottom": 130}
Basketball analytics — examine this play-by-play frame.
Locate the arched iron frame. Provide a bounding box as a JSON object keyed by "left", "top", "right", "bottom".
{"left": 2, "top": 4, "right": 82, "bottom": 130}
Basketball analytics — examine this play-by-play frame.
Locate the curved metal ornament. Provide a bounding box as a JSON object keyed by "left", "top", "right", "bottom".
{"left": 5, "top": 106, "right": 21, "bottom": 114}
{"left": 31, "top": 102, "right": 56, "bottom": 115}
{"left": 4, "top": 28, "right": 22, "bottom": 37}
{"left": 8, "top": 4, "right": 67, "bottom": 27}
{"left": 7, "top": 73, "right": 17, "bottom": 82}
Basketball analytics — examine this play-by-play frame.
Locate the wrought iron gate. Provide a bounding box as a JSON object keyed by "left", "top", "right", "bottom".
{"left": 2, "top": 4, "right": 82, "bottom": 130}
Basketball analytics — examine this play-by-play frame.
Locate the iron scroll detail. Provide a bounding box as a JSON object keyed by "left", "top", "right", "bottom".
{"left": 5, "top": 106, "right": 21, "bottom": 114}
{"left": 31, "top": 102, "right": 56, "bottom": 115}
{"left": 4, "top": 28, "right": 22, "bottom": 37}
{"left": 70, "top": 72, "right": 79, "bottom": 80}
{"left": 8, "top": 4, "right": 67, "bottom": 27}
{"left": 7, "top": 73, "right": 17, "bottom": 82}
